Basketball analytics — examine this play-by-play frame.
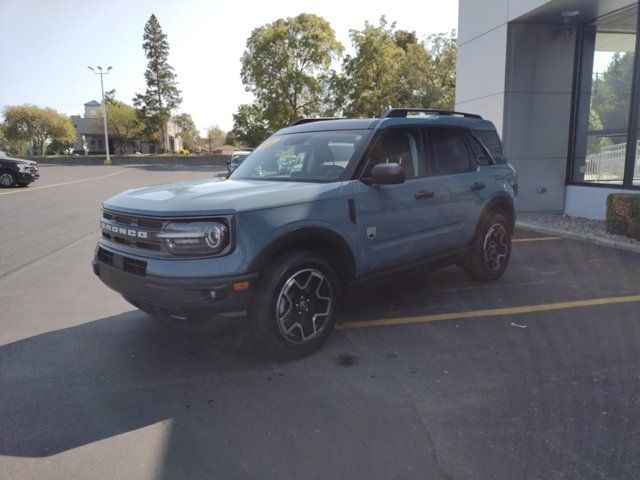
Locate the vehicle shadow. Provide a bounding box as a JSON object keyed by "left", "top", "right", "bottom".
{"left": 0, "top": 266, "right": 470, "bottom": 460}
{"left": 0, "top": 310, "right": 269, "bottom": 458}
{"left": 2, "top": 269, "right": 640, "bottom": 478}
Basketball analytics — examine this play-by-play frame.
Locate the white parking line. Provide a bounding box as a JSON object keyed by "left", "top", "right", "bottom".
{"left": 0, "top": 169, "right": 127, "bottom": 196}
{"left": 513, "top": 237, "right": 563, "bottom": 243}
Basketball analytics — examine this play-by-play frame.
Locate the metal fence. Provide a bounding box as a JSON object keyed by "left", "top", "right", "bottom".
{"left": 584, "top": 141, "right": 640, "bottom": 182}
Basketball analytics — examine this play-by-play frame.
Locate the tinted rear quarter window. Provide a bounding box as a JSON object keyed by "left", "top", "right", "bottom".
{"left": 466, "top": 133, "right": 493, "bottom": 166}
{"left": 473, "top": 130, "right": 506, "bottom": 164}
{"left": 428, "top": 128, "right": 474, "bottom": 175}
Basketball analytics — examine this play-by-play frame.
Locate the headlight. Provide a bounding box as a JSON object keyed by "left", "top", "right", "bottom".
{"left": 18, "top": 164, "right": 30, "bottom": 171}
{"left": 157, "top": 221, "right": 229, "bottom": 255}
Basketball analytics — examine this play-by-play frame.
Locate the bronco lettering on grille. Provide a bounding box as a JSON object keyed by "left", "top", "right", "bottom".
{"left": 100, "top": 221, "right": 149, "bottom": 239}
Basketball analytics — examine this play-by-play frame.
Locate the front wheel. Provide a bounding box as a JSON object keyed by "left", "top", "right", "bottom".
{"left": 249, "top": 250, "right": 339, "bottom": 359}
{"left": 0, "top": 170, "right": 17, "bottom": 188}
{"left": 465, "top": 212, "right": 512, "bottom": 282}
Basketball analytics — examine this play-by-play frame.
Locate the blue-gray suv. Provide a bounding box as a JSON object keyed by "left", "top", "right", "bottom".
{"left": 93, "top": 108, "right": 517, "bottom": 357}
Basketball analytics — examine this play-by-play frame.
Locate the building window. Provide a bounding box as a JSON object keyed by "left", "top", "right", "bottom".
{"left": 572, "top": 6, "right": 638, "bottom": 186}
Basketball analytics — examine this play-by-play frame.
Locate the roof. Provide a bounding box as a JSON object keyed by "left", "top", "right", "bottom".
{"left": 276, "top": 119, "right": 380, "bottom": 135}
{"left": 84, "top": 100, "right": 100, "bottom": 106}
{"left": 276, "top": 115, "right": 495, "bottom": 135}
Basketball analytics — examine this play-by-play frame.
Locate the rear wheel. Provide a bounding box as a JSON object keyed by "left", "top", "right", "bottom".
{"left": 465, "top": 212, "right": 512, "bottom": 282}
{"left": 0, "top": 170, "right": 17, "bottom": 188}
{"left": 249, "top": 250, "right": 339, "bottom": 359}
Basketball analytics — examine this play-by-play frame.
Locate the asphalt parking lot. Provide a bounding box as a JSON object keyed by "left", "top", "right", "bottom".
{"left": 1, "top": 165, "right": 640, "bottom": 480}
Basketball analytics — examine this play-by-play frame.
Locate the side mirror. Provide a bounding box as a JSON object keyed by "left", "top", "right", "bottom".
{"left": 368, "top": 163, "right": 405, "bottom": 185}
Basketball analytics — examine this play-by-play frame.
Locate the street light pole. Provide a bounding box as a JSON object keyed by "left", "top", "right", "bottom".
{"left": 88, "top": 66, "right": 113, "bottom": 165}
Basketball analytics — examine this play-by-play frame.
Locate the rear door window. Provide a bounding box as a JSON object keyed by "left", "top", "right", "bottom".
{"left": 427, "top": 128, "right": 475, "bottom": 175}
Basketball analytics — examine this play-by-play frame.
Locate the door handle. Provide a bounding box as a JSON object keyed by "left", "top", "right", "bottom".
{"left": 470, "top": 182, "right": 486, "bottom": 191}
{"left": 415, "top": 190, "right": 435, "bottom": 199}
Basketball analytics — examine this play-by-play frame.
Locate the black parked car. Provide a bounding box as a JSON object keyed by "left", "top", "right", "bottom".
{"left": 0, "top": 153, "right": 39, "bottom": 188}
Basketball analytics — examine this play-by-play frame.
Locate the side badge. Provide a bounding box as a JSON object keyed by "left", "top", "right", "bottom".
{"left": 366, "top": 226, "right": 377, "bottom": 239}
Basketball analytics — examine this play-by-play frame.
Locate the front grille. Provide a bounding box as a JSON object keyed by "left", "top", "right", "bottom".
{"left": 97, "top": 247, "right": 147, "bottom": 276}
{"left": 103, "top": 211, "right": 162, "bottom": 229}
{"left": 97, "top": 247, "right": 114, "bottom": 266}
{"left": 101, "top": 211, "right": 165, "bottom": 252}
{"left": 102, "top": 231, "right": 162, "bottom": 250}
{"left": 123, "top": 257, "right": 147, "bottom": 276}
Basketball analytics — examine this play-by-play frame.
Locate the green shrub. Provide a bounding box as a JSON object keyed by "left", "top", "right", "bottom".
{"left": 605, "top": 193, "right": 640, "bottom": 240}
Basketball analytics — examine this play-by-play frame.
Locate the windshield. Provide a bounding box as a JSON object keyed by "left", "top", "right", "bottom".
{"left": 230, "top": 130, "right": 368, "bottom": 182}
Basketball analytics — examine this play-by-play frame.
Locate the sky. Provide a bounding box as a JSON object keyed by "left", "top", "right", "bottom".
{"left": 0, "top": 0, "right": 458, "bottom": 134}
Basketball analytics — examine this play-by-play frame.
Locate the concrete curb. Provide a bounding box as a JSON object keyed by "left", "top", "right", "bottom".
{"left": 517, "top": 220, "right": 640, "bottom": 255}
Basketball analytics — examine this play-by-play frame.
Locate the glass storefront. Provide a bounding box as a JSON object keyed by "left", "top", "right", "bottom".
{"left": 571, "top": 5, "right": 639, "bottom": 187}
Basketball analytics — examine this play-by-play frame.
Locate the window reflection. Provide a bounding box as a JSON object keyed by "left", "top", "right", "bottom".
{"left": 573, "top": 7, "right": 637, "bottom": 185}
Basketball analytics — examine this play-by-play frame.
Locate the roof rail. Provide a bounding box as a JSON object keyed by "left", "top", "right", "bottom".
{"left": 381, "top": 108, "right": 482, "bottom": 120}
{"left": 290, "top": 117, "right": 343, "bottom": 126}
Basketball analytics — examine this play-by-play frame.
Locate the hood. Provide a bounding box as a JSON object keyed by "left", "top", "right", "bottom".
{"left": 0, "top": 155, "right": 37, "bottom": 165}
{"left": 103, "top": 178, "right": 344, "bottom": 216}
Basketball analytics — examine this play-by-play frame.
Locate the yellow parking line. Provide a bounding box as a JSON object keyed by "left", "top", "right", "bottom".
{"left": 513, "top": 236, "right": 563, "bottom": 243}
{"left": 0, "top": 169, "right": 127, "bottom": 195}
{"left": 337, "top": 294, "right": 640, "bottom": 330}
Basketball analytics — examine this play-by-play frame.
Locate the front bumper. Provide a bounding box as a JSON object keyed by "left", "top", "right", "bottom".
{"left": 17, "top": 171, "right": 39, "bottom": 184}
{"left": 92, "top": 247, "right": 257, "bottom": 321}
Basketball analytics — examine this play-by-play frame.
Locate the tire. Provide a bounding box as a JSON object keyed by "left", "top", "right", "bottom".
{"left": 248, "top": 249, "right": 339, "bottom": 359}
{"left": 465, "top": 212, "right": 512, "bottom": 282}
{"left": 0, "top": 170, "right": 17, "bottom": 188}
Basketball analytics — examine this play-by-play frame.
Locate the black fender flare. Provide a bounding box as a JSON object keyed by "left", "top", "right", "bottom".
{"left": 247, "top": 227, "right": 357, "bottom": 280}
{"left": 473, "top": 194, "right": 516, "bottom": 241}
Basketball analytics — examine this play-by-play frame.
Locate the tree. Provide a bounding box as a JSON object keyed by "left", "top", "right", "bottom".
{"left": 3, "top": 105, "right": 75, "bottom": 156}
{"left": 423, "top": 31, "right": 457, "bottom": 110}
{"left": 394, "top": 29, "right": 418, "bottom": 52}
{"left": 591, "top": 52, "right": 634, "bottom": 131}
{"left": 173, "top": 113, "right": 199, "bottom": 151}
{"left": 337, "top": 17, "right": 406, "bottom": 117}
{"left": 98, "top": 100, "right": 143, "bottom": 154}
{"left": 240, "top": 13, "right": 343, "bottom": 129}
{"left": 0, "top": 121, "right": 27, "bottom": 155}
{"left": 206, "top": 125, "right": 226, "bottom": 152}
{"left": 225, "top": 130, "right": 238, "bottom": 147}
{"left": 394, "top": 31, "right": 457, "bottom": 110}
{"left": 104, "top": 89, "right": 117, "bottom": 105}
{"left": 228, "top": 104, "right": 270, "bottom": 148}
{"left": 335, "top": 19, "right": 457, "bottom": 117}
{"left": 133, "top": 14, "right": 182, "bottom": 150}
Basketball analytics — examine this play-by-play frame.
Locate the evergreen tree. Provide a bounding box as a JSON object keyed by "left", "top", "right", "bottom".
{"left": 134, "top": 14, "right": 182, "bottom": 151}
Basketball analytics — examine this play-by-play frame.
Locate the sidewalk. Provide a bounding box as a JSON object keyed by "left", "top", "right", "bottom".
{"left": 517, "top": 213, "right": 640, "bottom": 255}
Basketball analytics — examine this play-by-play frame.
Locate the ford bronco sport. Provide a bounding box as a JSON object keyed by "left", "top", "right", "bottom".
{"left": 93, "top": 108, "right": 517, "bottom": 358}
